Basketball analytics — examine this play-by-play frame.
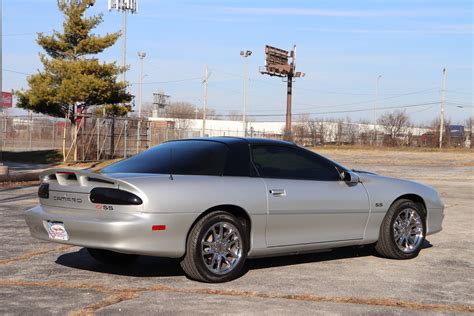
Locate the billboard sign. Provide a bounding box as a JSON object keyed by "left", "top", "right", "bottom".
{"left": 1, "top": 92, "right": 13, "bottom": 108}
{"left": 261, "top": 45, "right": 292, "bottom": 77}
{"left": 265, "top": 45, "right": 289, "bottom": 67}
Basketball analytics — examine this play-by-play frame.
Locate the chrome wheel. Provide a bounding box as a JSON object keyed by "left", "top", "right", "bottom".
{"left": 393, "top": 208, "right": 424, "bottom": 253}
{"left": 201, "top": 222, "right": 242, "bottom": 275}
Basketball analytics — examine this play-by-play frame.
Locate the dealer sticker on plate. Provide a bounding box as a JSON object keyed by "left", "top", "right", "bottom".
{"left": 44, "top": 221, "right": 69, "bottom": 241}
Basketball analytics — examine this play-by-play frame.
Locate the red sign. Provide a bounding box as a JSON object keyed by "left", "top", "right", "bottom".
{"left": 1, "top": 92, "right": 13, "bottom": 108}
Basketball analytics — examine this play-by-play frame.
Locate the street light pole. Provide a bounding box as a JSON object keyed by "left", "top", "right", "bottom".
{"left": 137, "top": 52, "right": 146, "bottom": 118}
{"left": 108, "top": 0, "right": 137, "bottom": 83}
{"left": 122, "top": 9, "right": 127, "bottom": 83}
{"left": 439, "top": 68, "right": 447, "bottom": 149}
{"left": 136, "top": 52, "right": 146, "bottom": 153}
{"left": 202, "top": 65, "right": 209, "bottom": 137}
{"left": 240, "top": 50, "right": 252, "bottom": 137}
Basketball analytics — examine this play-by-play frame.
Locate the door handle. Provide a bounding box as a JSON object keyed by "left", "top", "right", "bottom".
{"left": 269, "top": 189, "right": 286, "bottom": 196}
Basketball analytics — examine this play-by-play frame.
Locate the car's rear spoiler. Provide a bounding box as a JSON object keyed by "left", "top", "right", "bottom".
{"left": 39, "top": 168, "right": 119, "bottom": 187}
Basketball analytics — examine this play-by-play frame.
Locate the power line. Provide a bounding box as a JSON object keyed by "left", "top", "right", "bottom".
{"left": 446, "top": 102, "right": 474, "bottom": 108}
{"left": 211, "top": 68, "right": 439, "bottom": 110}
{"left": 3, "top": 68, "right": 31, "bottom": 75}
{"left": 129, "top": 77, "right": 203, "bottom": 85}
{"left": 294, "top": 88, "right": 438, "bottom": 110}
{"left": 159, "top": 101, "right": 439, "bottom": 119}
{"left": 212, "top": 68, "right": 439, "bottom": 97}
{"left": 408, "top": 105, "right": 436, "bottom": 114}
{"left": 244, "top": 101, "right": 440, "bottom": 117}
{"left": 445, "top": 90, "right": 474, "bottom": 95}
{"left": 445, "top": 101, "right": 473, "bottom": 106}
{"left": 3, "top": 66, "right": 203, "bottom": 86}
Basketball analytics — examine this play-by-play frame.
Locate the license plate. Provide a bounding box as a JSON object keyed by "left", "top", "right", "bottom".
{"left": 44, "top": 221, "right": 69, "bottom": 241}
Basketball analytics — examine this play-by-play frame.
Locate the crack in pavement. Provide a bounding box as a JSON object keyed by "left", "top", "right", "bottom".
{"left": 0, "top": 279, "right": 472, "bottom": 315}
{"left": 0, "top": 245, "right": 74, "bottom": 265}
{"left": 69, "top": 292, "right": 139, "bottom": 316}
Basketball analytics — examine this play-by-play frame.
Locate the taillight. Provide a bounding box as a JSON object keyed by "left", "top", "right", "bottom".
{"left": 38, "top": 183, "right": 49, "bottom": 199}
{"left": 89, "top": 188, "right": 142, "bottom": 205}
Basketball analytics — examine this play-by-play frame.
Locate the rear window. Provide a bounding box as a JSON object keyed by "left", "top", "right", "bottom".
{"left": 101, "top": 140, "right": 228, "bottom": 176}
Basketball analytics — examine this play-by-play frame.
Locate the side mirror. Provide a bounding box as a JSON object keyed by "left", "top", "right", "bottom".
{"left": 342, "top": 171, "right": 359, "bottom": 184}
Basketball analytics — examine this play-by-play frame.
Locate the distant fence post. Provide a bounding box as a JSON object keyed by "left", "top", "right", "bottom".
{"left": 51, "top": 119, "right": 55, "bottom": 148}
{"left": 2, "top": 111, "right": 7, "bottom": 149}
{"left": 124, "top": 119, "right": 128, "bottom": 158}
{"left": 136, "top": 119, "right": 140, "bottom": 154}
{"left": 96, "top": 118, "right": 100, "bottom": 160}
{"left": 28, "top": 112, "right": 32, "bottom": 151}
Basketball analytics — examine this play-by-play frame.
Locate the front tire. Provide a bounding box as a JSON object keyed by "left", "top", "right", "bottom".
{"left": 375, "top": 199, "right": 426, "bottom": 259}
{"left": 180, "top": 211, "right": 248, "bottom": 283}
{"left": 86, "top": 248, "right": 138, "bottom": 266}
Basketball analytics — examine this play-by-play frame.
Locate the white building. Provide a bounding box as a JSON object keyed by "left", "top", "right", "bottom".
{"left": 148, "top": 117, "right": 432, "bottom": 142}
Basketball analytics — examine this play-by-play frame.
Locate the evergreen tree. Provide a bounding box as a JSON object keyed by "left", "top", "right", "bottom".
{"left": 16, "top": 0, "right": 132, "bottom": 119}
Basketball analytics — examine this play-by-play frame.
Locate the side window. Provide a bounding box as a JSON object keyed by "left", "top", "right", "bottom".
{"left": 171, "top": 142, "right": 228, "bottom": 176}
{"left": 101, "top": 141, "right": 228, "bottom": 176}
{"left": 251, "top": 145, "right": 340, "bottom": 181}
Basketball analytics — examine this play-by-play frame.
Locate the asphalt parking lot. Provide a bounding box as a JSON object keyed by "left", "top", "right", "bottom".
{"left": 0, "top": 149, "right": 472, "bottom": 315}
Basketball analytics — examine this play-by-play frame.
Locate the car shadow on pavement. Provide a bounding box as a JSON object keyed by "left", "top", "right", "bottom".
{"left": 56, "top": 240, "right": 433, "bottom": 279}
{"left": 245, "top": 240, "right": 432, "bottom": 274}
{"left": 56, "top": 248, "right": 184, "bottom": 277}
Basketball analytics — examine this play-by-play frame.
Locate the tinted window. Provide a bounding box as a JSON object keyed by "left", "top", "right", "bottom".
{"left": 102, "top": 141, "right": 228, "bottom": 176}
{"left": 251, "top": 145, "right": 340, "bottom": 181}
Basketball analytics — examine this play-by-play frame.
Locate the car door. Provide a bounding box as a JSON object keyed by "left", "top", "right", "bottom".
{"left": 251, "top": 145, "right": 370, "bottom": 247}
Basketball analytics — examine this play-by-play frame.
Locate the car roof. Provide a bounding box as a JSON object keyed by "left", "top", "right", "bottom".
{"left": 169, "top": 137, "right": 296, "bottom": 146}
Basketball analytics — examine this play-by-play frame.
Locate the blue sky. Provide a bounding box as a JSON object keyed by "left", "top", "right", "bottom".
{"left": 2, "top": 0, "right": 473, "bottom": 124}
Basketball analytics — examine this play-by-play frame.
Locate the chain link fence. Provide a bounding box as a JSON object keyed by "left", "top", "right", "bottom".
{"left": 0, "top": 114, "right": 471, "bottom": 162}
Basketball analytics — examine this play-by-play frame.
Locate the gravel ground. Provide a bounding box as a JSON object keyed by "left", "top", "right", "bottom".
{"left": 0, "top": 149, "right": 472, "bottom": 315}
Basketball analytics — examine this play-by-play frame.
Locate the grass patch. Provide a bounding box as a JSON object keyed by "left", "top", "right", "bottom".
{"left": 310, "top": 145, "right": 474, "bottom": 153}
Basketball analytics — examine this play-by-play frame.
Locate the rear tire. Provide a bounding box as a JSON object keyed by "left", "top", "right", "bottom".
{"left": 180, "top": 211, "right": 248, "bottom": 283}
{"left": 86, "top": 248, "right": 138, "bottom": 266}
{"left": 375, "top": 199, "right": 426, "bottom": 259}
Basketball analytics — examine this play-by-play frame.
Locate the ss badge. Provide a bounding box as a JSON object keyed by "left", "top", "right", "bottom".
{"left": 375, "top": 203, "right": 383, "bottom": 207}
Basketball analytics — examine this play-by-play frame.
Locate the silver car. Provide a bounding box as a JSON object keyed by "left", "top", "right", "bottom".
{"left": 25, "top": 137, "right": 444, "bottom": 282}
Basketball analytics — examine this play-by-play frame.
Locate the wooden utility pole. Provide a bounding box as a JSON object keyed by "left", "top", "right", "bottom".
{"left": 439, "top": 68, "right": 447, "bottom": 149}
{"left": 202, "top": 65, "right": 208, "bottom": 137}
{"left": 286, "top": 73, "right": 293, "bottom": 138}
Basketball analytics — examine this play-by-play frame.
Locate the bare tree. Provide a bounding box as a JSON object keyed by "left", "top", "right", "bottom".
{"left": 335, "top": 118, "right": 344, "bottom": 145}
{"left": 357, "top": 118, "right": 372, "bottom": 145}
{"left": 377, "top": 110, "right": 411, "bottom": 146}
{"left": 198, "top": 108, "right": 217, "bottom": 120}
{"left": 164, "top": 102, "right": 197, "bottom": 119}
{"left": 430, "top": 117, "right": 452, "bottom": 147}
{"left": 227, "top": 110, "right": 242, "bottom": 121}
{"left": 306, "top": 119, "right": 319, "bottom": 146}
{"left": 465, "top": 117, "right": 473, "bottom": 130}
{"left": 465, "top": 116, "right": 473, "bottom": 148}
{"left": 293, "top": 114, "right": 310, "bottom": 145}
{"left": 345, "top": 117, "right": 358, "bottom": 145}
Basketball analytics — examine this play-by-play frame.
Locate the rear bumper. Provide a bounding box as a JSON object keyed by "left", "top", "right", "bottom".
{"left": 24, "top": 205, "right": 199, "bottom": 258}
